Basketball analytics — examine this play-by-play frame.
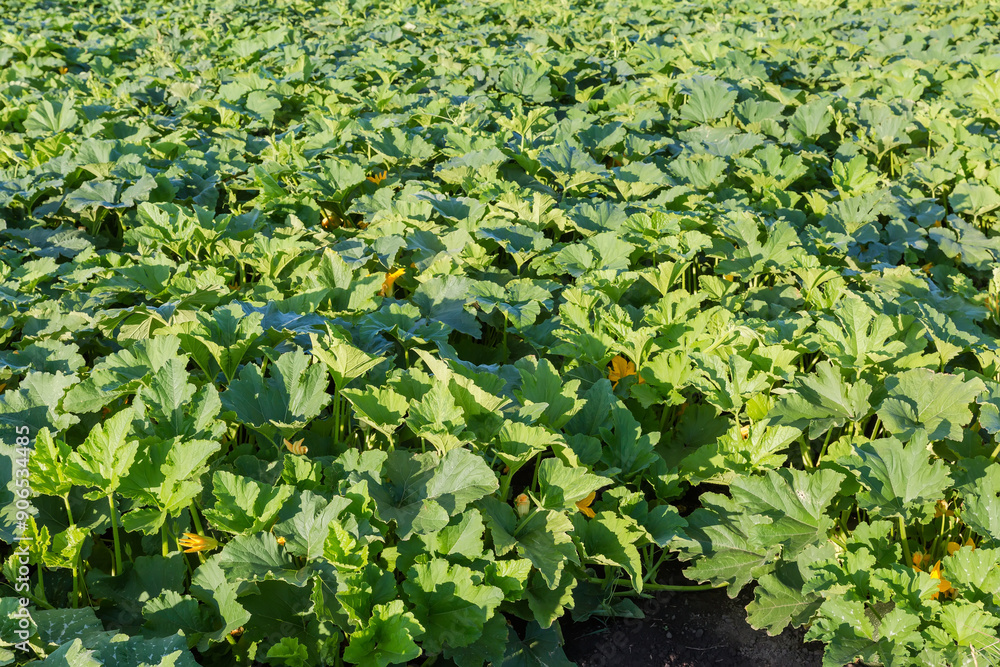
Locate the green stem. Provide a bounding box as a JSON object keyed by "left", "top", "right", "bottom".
{"left": 658, "top": 403, "right": 671, "bottom": 434}
{"left": 108, "top": 494, "right": 123, "bottom": 576}
{"left": 989, "top": 439, "right": 1000, "bottom": 462}
{"left": 71, "top": 565, "right": 79, "bottom": 608}
{"left": 898, "top": 516, "right": 912, "bottom": 569}
{"left": 513, "top": 508, "right": 539, "bottom": 537}
{"left": 593, "top": 578, "right": 724, "bottom": 592}
{"left": 815, "top": 427, "right": 836, "bottom": 467}
{"left": 333, "top": 391, "right": 342, "bottom": 445}
{"left": 799, "top": 435, "right": 813, "bottom": 470}
{"left": 498, "top": 471, "right": 514, "bottom": 503}
{"left": 36, "top": 567, "right": 47, "bottom": 604}
{"left": 869, "top": 414, "right": 882, "bottom": 439}
{"left": 63, "top": 495, "right": 74, "bottom": 525}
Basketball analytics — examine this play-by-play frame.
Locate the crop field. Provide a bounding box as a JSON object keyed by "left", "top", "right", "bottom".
{"left": 2, "top": 0, "right": 1000, "bottom": 665}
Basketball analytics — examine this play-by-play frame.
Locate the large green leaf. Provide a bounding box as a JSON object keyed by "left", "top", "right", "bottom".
{"left": 876, "top": 369, "right": 985, "bottom": 442}
{"left": 839, "top": 436, "right": 951, "bottom": 522}
{"left": 401, "top": 558, "right": 502, "bottom": 653}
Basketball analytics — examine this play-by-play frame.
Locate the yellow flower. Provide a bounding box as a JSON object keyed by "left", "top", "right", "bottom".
{"left": 276, "top": 536, "right": 286, "bottom": 546}
{"left": 284, "top": 438, "right": 308, "bottom": 455}
{"left": 367, "top": 170, "right": 388, "bottom": 185}
{"left": 514, "top": 493, "right": 530, "bottom": 518}
{"left": 912, "top": 551, "right": 925, "bottom": 570}
{"left": 928, "top": 561, "right": 953, "bottom": 599}
{"left": 947, "top": 538, "right": 975, "bottom": 555}
{"left": 576, "top": 492, "right": 596, "bottom": 519}
{"left": 607, "top": 355, "right": 644, "bottom": 388}
{"left": 379, "top": 268, "right": 405, "bottom": 297}
{"left": 178, "top": 533, "right": 219, "bottom": 553}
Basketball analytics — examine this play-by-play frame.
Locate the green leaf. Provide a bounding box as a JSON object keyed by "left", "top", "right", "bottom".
{"left": 142, "top": 590, "right": 213, "bottom": 643}
{"left": 367, "top": 449, "right": 497, "bottom": 539}
{"left": 188, "top": 560, "right": 251, "bottom": 645}
{"left": 526, "top": 568, "right": 577, "bottom": 629}
{"left": 405, "top": 379, "right": 470, "bottom": 454}
{"left": 538, "top": 142, "right": 607, "bottom": 192}
{"left": 65, "top": 408, "right": 139, "bottom": 497}
{"left": 309, "top": 331, "right": 382, "bottom": 389}
{"left": 177, "top": 304, "right": 263, "bottom": 384}
{"left": 401, "top": 558, "right": 503, "bottom": 653}
{"left": 213, "top": 534, "right": 311, "bottom": 586}
{"left": 29, "top": 428, "right": 74, "bottom": 498}
{"left": 514, "top": 510, "right": 579, "bottom": 589}
{"left": 427, "top": 510, "right": 486, "bottom": 561}
{"left": 576, "top": 511, "right": 644, "bottom": 591}
{"left": 274, "top": 491, "right": 352, "bottom": 560}
{"left": 939, "top": 601, "right": 1000, "bottom": 649}
{"left": 958, "top": 462, "right": 1000, "bottom": 543}
{"left": 203, "top": 471, "right": 295, "bottom": 535}
{"left": 221, "top": 350, "right": 332, "bottom": 444}
{"left": 514, "top": 357, "right": 584, "bottom": 430}
{"left": 746, "top": 556, "right": 825, "bottom": 636}
{"left": 342, "top": 600, "right": 423, "bottom": 667}
{"left": 731, "top": 468, "right": 845, "bottom": 557}
{"left": 342, "top": 386, "right": 408, "bottom": 439}
{"left": 25, "top": 98, "right": 79, "bottom": 135}
{"left": 839, "top": 436, "right": 951, "bottom": 522}
{"left": 679, "top": 77, "right": 738, "bottom": 124}
{"left": 672, "top": 493, "right": 780, "bottom": 596}
{"left": 768, "top": 361, "right": 872, "bottom": 436}
{"left": 877, "top": 369, "right": 985, "bottom": 442}
{"left": 598, "top": 402, "right": 660, "bottom": 478}
{"left": 36, "top": 639, "right": 101, "bottom": 667}
{"left": 535, "top": 458, "right": 609, "bottom": 512}
{"left": 266, "top": 637, "right": 309, "bottom": 667}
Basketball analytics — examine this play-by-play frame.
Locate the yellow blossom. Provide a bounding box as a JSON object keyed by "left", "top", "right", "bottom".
{"left": 608, "top": 356, "right": 644, "bottom": 388}
{"left": 912, "top": 551, "right": 925, "bottom": 570}
{"left": 178, "top": 533, "right": 219, "bottom": 553}
{"left": 379, "top": 268, "right": 405, "bottom": 297}
{"left": 284, "top": 438, "right": 308, "bottom": 455}
{"left": 367, "top": 170, "right": 388, "bottom": 185}
{"left": 947, "top": 538, "right": 975, "bottom": 555}
{"left": 576, "top": 492, "right": 597, "bottom": 519}
{"left": 928, "top": 561, "right": 953, "bottom": 599}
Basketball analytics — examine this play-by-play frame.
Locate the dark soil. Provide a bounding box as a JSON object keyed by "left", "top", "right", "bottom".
{"left": 562, "top": 567, "right": 836, "bottom": 667}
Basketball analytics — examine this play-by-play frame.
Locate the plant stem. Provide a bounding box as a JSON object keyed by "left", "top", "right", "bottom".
{"left": 989, "top": 439, "right": 1000, "bottom": 462}
{"left": 71, "top": 565, "right": 79, "bottom": 608}
{"left": 898, "top": 516, "right": 912, "bottom": 569}
{"left": 815, "top": 427, "right": 836, "bottom": 466}
{"left": 108, "top": 494, "right": 123, "bottom": 576}
{"left": 592, "top": 578, "right": 724, "bottom": 592}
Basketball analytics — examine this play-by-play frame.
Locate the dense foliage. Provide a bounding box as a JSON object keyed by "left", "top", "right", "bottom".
{"left": 3, "top": 0, "right": 1000, "bottom": 665}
